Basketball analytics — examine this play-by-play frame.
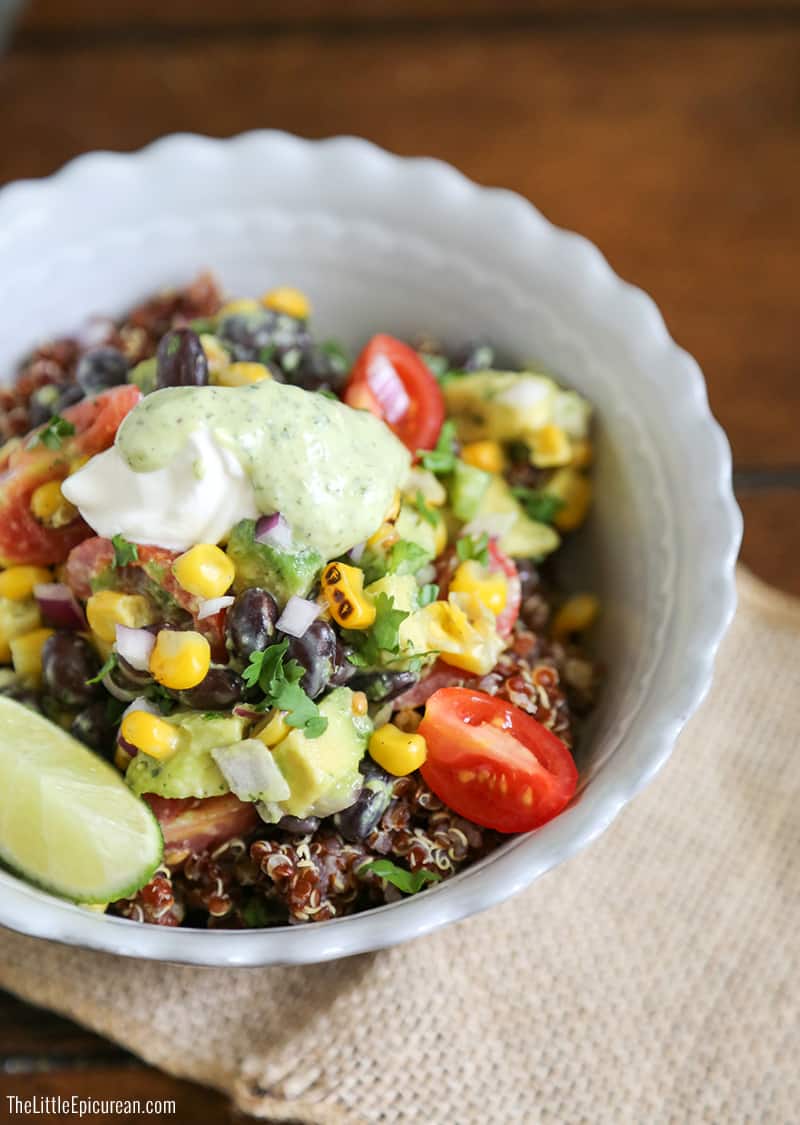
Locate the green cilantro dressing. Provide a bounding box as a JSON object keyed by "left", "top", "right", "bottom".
{"left": 115, "top": 380, "right": 410, "bottom": 559}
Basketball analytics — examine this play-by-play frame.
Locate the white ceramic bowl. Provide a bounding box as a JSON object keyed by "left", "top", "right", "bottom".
{"left": 0, "top": 132, "right": 741, "bottom": 965}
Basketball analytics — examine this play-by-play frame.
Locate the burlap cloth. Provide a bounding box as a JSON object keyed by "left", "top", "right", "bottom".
{"left": 0, "top": 566, "right": 797, "bottom": 1124}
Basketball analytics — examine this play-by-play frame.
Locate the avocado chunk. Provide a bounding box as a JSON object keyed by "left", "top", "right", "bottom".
{"left": 269, "top": 688, "right": 372, "bottom": 819}
{"left": 226, "top": 518, "right": 324, "bottom": 603}
{"left": 125, "top": 713, "right": 246, "bottom": 799}
{"left": 473, "top": 476, "right": 560, "bottom": 559}
{"left": 448, "top": 459, "right": 491, "bottom": 521}
{"left": 444, "top": 369, "right": 592, "bottom": 446}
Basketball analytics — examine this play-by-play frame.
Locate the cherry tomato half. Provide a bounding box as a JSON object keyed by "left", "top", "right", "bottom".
{"left": 344, "top": 334, "right": 445, "bottom": 452}
{"left": 418, "top": 687, "right": 578, "bottom": 833}
{"left": 144, "top": 794, "right": 259, "bottom": 866}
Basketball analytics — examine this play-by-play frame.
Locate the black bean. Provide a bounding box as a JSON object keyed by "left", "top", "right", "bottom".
{"left": 27, "top": 384, "right": 62, "bottom": 427}
{"left": 156, "top": 328, "right": 208, "bottom": 388}
{"left": 56, "top": 384, "right": 85, "bottom": 412}
{"left": 225, "top": 588, "right": 278, "bottom": 663}
{"left": 71, "top": 702, "right": 117, "bottom": 755}
{"left": 75, "top": 347, "right": 130, "bottom": 395}
{"left": 351, "top": 669, "right": 418, "bottom": 702}
{"left": 41, "top": 631, "right": 101, "bottom": 707}
{"left": 276, "top": 814, "right": 321, "bottom": 836}
{"left": 334, "top": 758, "right": 395, "bottom": 842}
{"left": 178, "top": 667, "right": 244, "bottom": 710}
{"left": 0, "top": 684, "right": 42, "bottom": 713}
{"left": 285, "top": 620, "right": 338, "bottom": 700}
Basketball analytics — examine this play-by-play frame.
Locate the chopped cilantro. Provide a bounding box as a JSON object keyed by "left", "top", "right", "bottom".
{"left": 511, "top": 487, "right": 565, "bottom": 525}
{"left": 317, "top": 388, "right": 339, "bottom": 401}
{"left": 86, "top": 652, "right": 117, "bottom": 686}
{"left": 201, "top": 711, "right": 225, "bottom": 721}
{"left": 418, "top": 583, "right": 439, "bottom": 607}
{"left": 420, "top": 353, "right": 450, "bottom": 379}
{"left": 35, "top": 414, "right": 75, "bottom": 450}
{"left": 241, "top": 897, "right": 276, "bottom": 928}
{"left": 387, "top": 540, "right": 431, "bottom": 577}
{"left": 343, "top": 593, "right": 409, "bottom": 668}
{"left": 242, "top": 640, "right": 328, "bottom": 738}
{"left": 258, "top": 344, "right": 276, "bottom": 365}
{"left": 418, "top": 419, "right": 458, "bottom": 476}
{"left": 189, "top": 317, "right": 217, "bottom": 334}
{"left": 111, "top": 534, "right": 139, "bottom": 568}
{"left": 319, "top": 339, "right": 351, "bottom": 374}
{"left": 456, "top": 532, "right": 490, "bottom": 567}
{"left": 412, "top": 490, "right": 438, "bottom": 527}
{"left": 359, "top": 858, "right": 442, "bottom": 894}
{"left": 145, "top": 684, "right": 177, "bottom": 714}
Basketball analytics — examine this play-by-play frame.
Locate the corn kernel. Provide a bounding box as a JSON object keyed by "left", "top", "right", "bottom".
{"left": 321, "top": 563, "right": 377, "bottom": 629}
{"left": 215, "top": 362, "right": 272, "bottom": 388}
{"left": 173, "top": 544, "right": 235, "bottom": 600}
{"left": 9, "top": 627, "right": 54, "bottom": 686}
{"left": 433, "top": 513, "right": 448, "bottom": 555}
{"left": 254, "top": 708, "right": 290, "bottom": 749}
{"left": 461, "top": 440, "right": 507, "bottom": 475}
{"left": 114, "top": 743, "right": 133, "bottom": 772}
{"left": 0, "top": 596, "right": 42, "bottom": 663}
{"left": 401, "top": 593, "right": 504, "bottom": 676}
{"left": 570, "top": 438, "right": 593, "bottom": 469}
{"left": 366, "top": 521, "right": 399, "bottom": 551}
{"left": 450, "top": 560, "right": 508, "bottom": 616}
{"left": 261, "top": 286, "right": 311, "bottom": 320}
{"left": 30, "top": 480, "right": 78, "bottom": 529}
{"left": 546, "top": 469, "right": 593, "bottom": 532}
{"left": 552, "top": 594, "right": 600, "bottom": 641}
{"left": 219, "top": 298, "right": 260, "bottom": 318}
{"left": 385, "top": 490, "right": 402, "bottom": 523}
{"left": 528, "top": 424, "right": 572, "bottom": 469}
{"left": 351, "top": 691, "right": 368, "bottom": 716}
{"left": 86, "top": 591, "right": 156, "bottom": 644}
{"left": 120, "top": 710, "right": 182, "bottom": 761}
{"left": 149, "top": 629, "right": 210, "bottom": 691}
{"left": 200, "top": 334, "right": 230, "bottom": 380}
{"left": 369, "top": 723, "right": 427, "bottom": 776}
{"left": 0, "top": 566, "right": 52, "bottom": 601}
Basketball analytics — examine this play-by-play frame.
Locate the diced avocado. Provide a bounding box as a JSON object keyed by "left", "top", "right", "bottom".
{"left": 226, "top": 519, "right": 323, "bottom": 603}
{"left": 270, "top": 688, "right": 372, "bottom": 819}
{"left": 444, "top": 370, "right": 557, "bottom": 443}
{"left": 128, "top": 357, "right": 158, "bottom": 395}
{"left": 448, "top": 459, "right": 491, "bottom": 521}
{"left": 365, "top": 573, "right": 419, "bottom": 615}
{"left": 394, "top": 504, "right": 437, "bottom": 560}
{"left": 474, "top": 476, "right": 560, "bottom": 559}
{"left": 125, "top": 713, "right": 247, "bottom": 799}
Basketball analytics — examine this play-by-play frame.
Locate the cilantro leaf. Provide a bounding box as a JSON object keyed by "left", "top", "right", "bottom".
{"left": 511, "top": 486, "right": 565, "bottom": 525}
{"left": 412, "top": 490, "right": 438, "bottom": 527}
{"left": 419, "top": 353, "right": 450, "bottom": 379}
{"left": 359, "top": 858, "right": 442, "bottom": 894}
{"left": 35, "top": 414, "right": 76, "bottom": 450}
{"left": 418, "top": 583, "right": 439, "bottom": 607}
{"left": 111, "top": 534, "right": 139, "bottom": 568}
{"left": 387, "top": 540, "right": 431, "bottom": 577}
{"left": 242, "top": 640, "right": 327, "bottom": 738}
{"left": 201, "top": 711, "right": 225, "bottom": 721}
{"left": 371, "top": 593, "right": 409, "bottom": 654}
{"left": 86, "top": 652, "right": 117, "bottom": 686}
{"left": 456, "top": 532, "right": 490, "bottom": 567}
{"left": 418, "top": 419, "right": 458, "bottom": 476}
{"left": 319, "top": 339, "right": 351, "bottom": 375}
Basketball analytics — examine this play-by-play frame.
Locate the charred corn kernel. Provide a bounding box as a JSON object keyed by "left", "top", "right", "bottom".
{"left": 86, "top": 591, "right": 156, "bottom": 645}
{"left": 433, "top": 513, "right": 448, "bottom": 555}
{"left": 173, "top": 543, "right": 235, "bottom": 599}
{"left": 366, "top": 521, "right": 399, "bottom": 551}
{"left": 219, "top": 298, "right": 260, "bottom": 318}
{"left": 254, "top": 708, "right": 290, "bottom": 749}
{"left": 570, "top": 438, "right": 593, "bottom": 469}
{"left": 385, "top": 490, "right": 402, "bottom": 523}
{"left": 0, "top": 597, "right": 42, "bottom": 663}
{"left": 120, "top": 710, "right": 182, "bottom": 761}
{"left": 0, "top": 566, "right": 52, "bottom": 601}
{"left": 200, "top": 334, "right": 230, "bottom": 379}
{"left": 546, "top": 468, "right": 593, "bottom": 532}
{"left": 30, "top": 480, "right": 78, "bottom": 529}
{"left": 369, "top": 723, "right": 427, "bottom": 776}
{"left": 401, "top": 593, "right": 504, "bottom": 676}
{"left": 461, "top": 440, "right": 507, "bottom": 475}
{"left": 261, "top": 286, "right": 311, "bottom": 320}
{"left": 351, "top": 691, "right": 368, "bottom": 716}
{"left": 149, "top": 629, "right": 211, "bottom": 691}
{"left": 114, "top": 743, "right": 133, "bottom": 772}
{"left": 552, "top": 594, "right": 600, "bottom": 641}
{"left": 215, "top": 361, "right": 272, "bottom": 388}
{"left": 529, "top": 424, "right": 572, "bottom": 469}
{"left": 450, "top": 560, "right": 508, "bottom": 616}
{"left": 320, "top": 562, "right": 376, "bottom": 629}
{"left": 9, "top": 627, "right": 54, "bottom": 686}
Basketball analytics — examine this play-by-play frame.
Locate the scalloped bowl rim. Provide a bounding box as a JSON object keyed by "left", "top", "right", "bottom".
{"left": 0, "top": 132, "right": 741, "bottom": 966}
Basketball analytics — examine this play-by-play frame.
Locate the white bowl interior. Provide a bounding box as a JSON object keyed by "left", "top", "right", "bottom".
{"left": 0, "top": 135, "right": 739, "bottom": 964}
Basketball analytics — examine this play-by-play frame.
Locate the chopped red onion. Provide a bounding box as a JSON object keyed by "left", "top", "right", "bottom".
{"left": 367, "top": 353, "right": 409, "bottom": 424}
{"left": 115, "top": 625, "right": 155, "bottom": 672}
{"left": 276, "top": 595, "right": 320, "bottom": 638}
{"left": 122, "top": 696, "right": 160, "bottom": 719}
{"left": 233, "top": 705, "right": 264, "bottom": 721}
{"left": 197, "top": 595, "right": 235, "bottom": 620}
{"left": 33, "top": 583, "right": 86, "bottom": 630}
{"left": 255, "top": 512, "right": 293, "bottom": 550}
{"left": 349, "top": 541, "right": 366, "bottom": 564}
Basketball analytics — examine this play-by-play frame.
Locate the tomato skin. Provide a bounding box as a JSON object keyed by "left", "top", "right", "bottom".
{"left": 0, "top": 386, "right": 141, "bottom": 567}
{"left": 344, "top": 334, "right": 445, "bottom": 452}
{"left": 418, "top": 688, "right": 577, "bottom": 833}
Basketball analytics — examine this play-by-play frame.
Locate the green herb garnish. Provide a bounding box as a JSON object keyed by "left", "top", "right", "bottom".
{"left": 201, "top": 712, "right": 225, "bottom": 721}
{"left": 412, "top": 490, "right": 438, "bottom": 527}
{"left": 456, "top": 532, "right": 490, "bottom": 567}
{"left": 420, "top": 353, "right": 450, "bottom": 379}
{"left": 343, "top": 593, "right": 409, "bottom": 668}
{"left": 418, "top": 583, "right": 439, "bottom": 607}
{"left": 359, "top": 858, "right": 442, "bottom": 894}
{"left": 387, "top": 540, "right": 431, "bottom": 577}
{"left": 258, "top": 344, "right": 277, "bottom": 365}
{"left": 86, "top": 652, "right": 117, "bottom": 686}
{"left": 111, "top": 534, "right": 139, "bottom": 568}
{"left": 419, "top": 419, "right": 458, "bottom": 476}
{"left": 511, "top": 487, "right": 565, "bottom": 525}
{"left": 35, "top": 414, "right": 76, "bottom": 450}
{"left": 242, "top": 640, "right": 328, "bottom": 738}
{"left": 319, "top": 339, "right": 351, "bottom": 374}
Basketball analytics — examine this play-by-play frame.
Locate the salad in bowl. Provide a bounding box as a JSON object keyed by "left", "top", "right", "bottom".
{"left": 0, "top": 274, "right": 598, "bottom": 929}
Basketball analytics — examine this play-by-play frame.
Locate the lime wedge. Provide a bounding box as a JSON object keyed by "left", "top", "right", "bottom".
{"left": 0, "top": 696, "right": 163, "bottom": 903}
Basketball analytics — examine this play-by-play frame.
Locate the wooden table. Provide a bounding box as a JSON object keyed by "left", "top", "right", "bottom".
{"left": 1, "top": 1, "right": 798, "bottom": 1118}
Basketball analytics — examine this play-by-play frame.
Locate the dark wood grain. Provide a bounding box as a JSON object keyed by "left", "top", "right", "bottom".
{"left": 1, "top": 26, "right": 799, "bottom": 467}
{"left": 738, "top": 489, "right": 800, "bottom": 596}
{"left": 0, "top": 994, "right": 126, "bottom": 1059}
